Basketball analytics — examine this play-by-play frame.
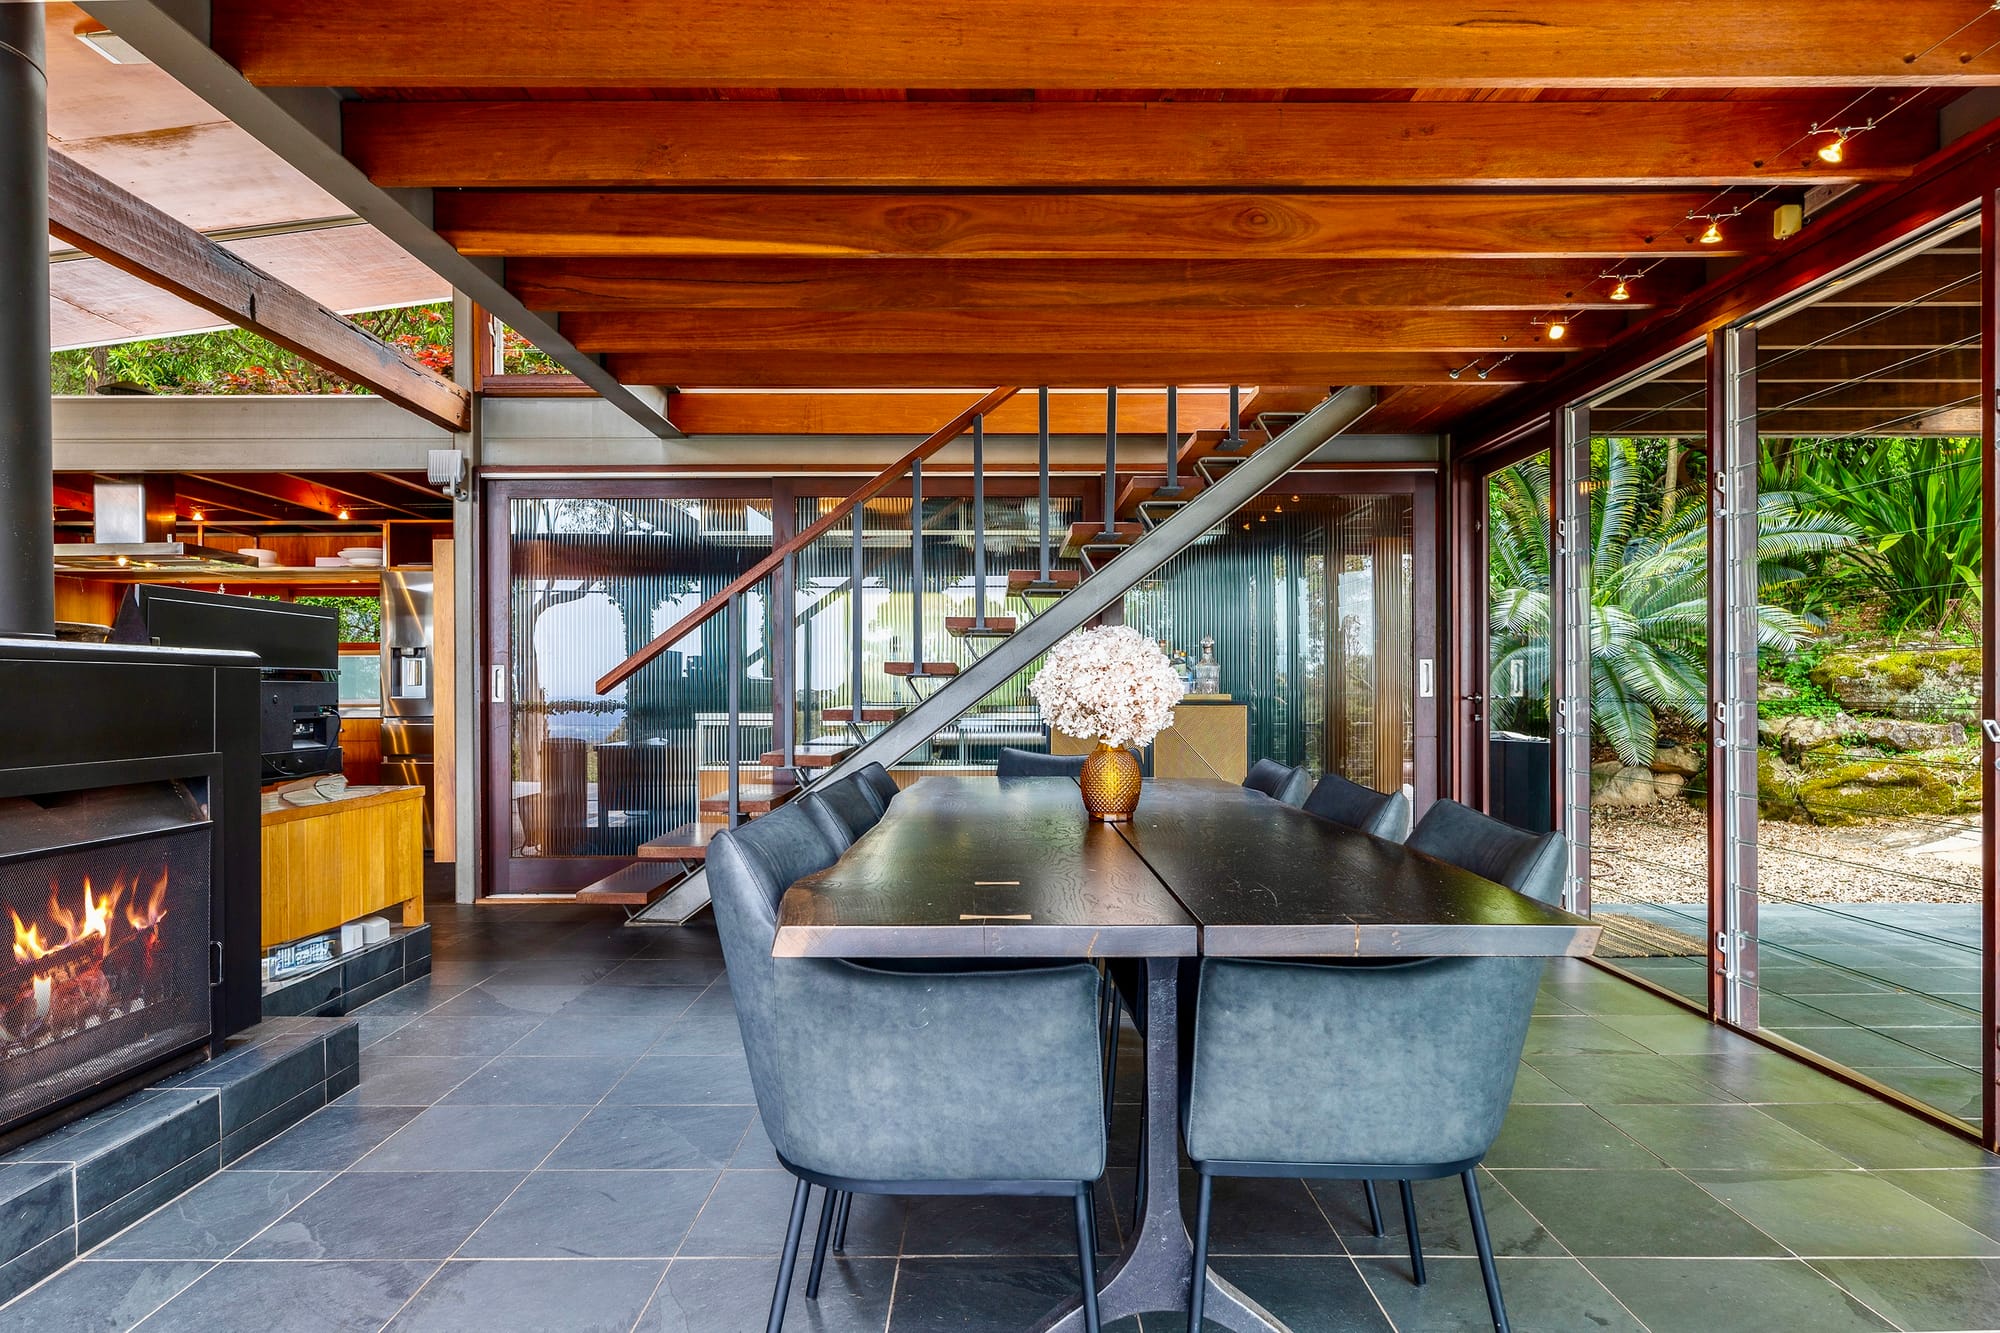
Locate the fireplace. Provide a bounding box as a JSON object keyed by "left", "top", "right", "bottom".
{"left": 0, "top": 637, "right": 261, "bottom": 1141}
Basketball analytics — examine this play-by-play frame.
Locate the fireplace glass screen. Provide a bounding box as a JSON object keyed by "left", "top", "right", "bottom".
{"left": 0, "top": 824, "right": 212, "bottom": 1134}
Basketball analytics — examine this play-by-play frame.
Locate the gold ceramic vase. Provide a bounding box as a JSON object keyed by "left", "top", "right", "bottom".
{"left": 1079, "top": 742, "right": 1142, "bottom": 822}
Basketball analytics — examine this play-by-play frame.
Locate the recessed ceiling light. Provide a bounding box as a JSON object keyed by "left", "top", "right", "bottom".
{"left": 77, "top": 29, "right": 151, "bottom": 65}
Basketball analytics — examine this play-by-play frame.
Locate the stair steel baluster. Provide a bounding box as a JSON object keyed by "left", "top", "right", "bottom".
{"left": 1038, "top": 387, "right": 1052, "bottom": 583}
{"left": 1101, "top": 386, "right": 1118, "bottom": 537}
{"left": 850, "top": 507, "right": 866, "bottom": 741}
{"left": 1159, "top": 386, "right": 1181, "bottom": 496}
{"left": 972, "top": 413, "right": 988, "bottom": 631}
{"left": 1223, "top": 384, "right": 1244, "bottom": 451}
{"left": 780, "top": 551, "right": 797, "bottom": 769}
{"left": 910, "top": 456, "right": 925, "bottom": 685}
{"left": 726, "top": 592, "right": 742, "bottom": 828}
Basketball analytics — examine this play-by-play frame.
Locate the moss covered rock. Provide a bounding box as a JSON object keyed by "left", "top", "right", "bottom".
{"left": 1808, "top": 647, "right": 1980, "bottom": 722}
{"left": 1793, "top": 755, "right": 1980, "bottom": 826}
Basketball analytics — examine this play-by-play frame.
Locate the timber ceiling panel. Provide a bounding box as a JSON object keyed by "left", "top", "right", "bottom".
{"left": 127, "top": 2, "right": 2000, "bottom": 433}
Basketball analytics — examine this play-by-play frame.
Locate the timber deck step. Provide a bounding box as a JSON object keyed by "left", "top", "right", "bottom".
{"left": 575, "top": 862, "right": 679, "bottom": 906}
{"left": 637, "top": 820, "right": 731, "bottom": 861}
{"left": 759, "top": 741, "right": 858, "bottom": 768}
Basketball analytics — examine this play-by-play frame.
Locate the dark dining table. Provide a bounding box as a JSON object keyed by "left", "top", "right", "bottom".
{"left": 777, "top": 777, "right": 1600, "bottom": 1333}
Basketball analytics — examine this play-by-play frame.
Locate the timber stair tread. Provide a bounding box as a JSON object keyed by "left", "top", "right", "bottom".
{"left": 1007, "top": 569, "right": 1080, "bottom": 597}
{"left": 698, "top": 783, "right": 801, "bottom": 815}
{"left": 637, "top": 820, "right": 731, "bottom": 861}
{"left": 1115, "top": 473, "right": 1206, "bottom": 521}
{"left": 884, "top": 661, "right": 962, "bottom": 677}
{"left": 575, "top": 861, "right": 680, "bottom": 906}
{"left": 823, "top": 705, "right": 904, "bottom": 723}
{"left": 1060, "top": 521, "right": 1143, "bottom": 560}
{"left": 759, "top": 741, "right": 857, "bottom": 767}
{"left": 944, "top": 615, "right": 1018, "bottom": 638}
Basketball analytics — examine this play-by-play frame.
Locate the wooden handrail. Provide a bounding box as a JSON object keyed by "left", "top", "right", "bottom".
{"left": 594, "top": 386, "right": 1019, "bottom": 694}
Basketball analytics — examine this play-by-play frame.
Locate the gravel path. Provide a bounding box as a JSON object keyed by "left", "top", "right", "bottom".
{"left": 1590, "top": 799, "right": 1981, "bottom": 906}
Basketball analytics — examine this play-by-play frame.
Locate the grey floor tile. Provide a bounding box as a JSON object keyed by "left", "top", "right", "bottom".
{"left": 350, "top": 980, "right": 467, "bottom": 1018}
{"left": 458, "top": 1169, "right": 718, "bottom": 1259}
{"left": 729, "top": 1118, "right": 782, "bottom": 1169}
{"left": 1183, "top": 1176, "right": 1340, "bottom": 1257}
{"left": 1585, "top": 1257, "right": 1894, "bottom": 1332}
{"left": 604, "top": 1055, "right": 757, "bottom": 1106}
{"left": 888, "top": 1256, "right": 1093, "bottom": 1333}
{"left": 363, "top": 1016, "right": 543, "bottom": 1062}
{"left": 544, "top": 1104, "right": 753, "bottom": 1170}
{"left": 233, "top": 1171, "right": 522, "bottom": 1260}
{"left": 552, "top": 986, "right": 706, "bottom": 1021}
{"left": 1491, "top": 1168, "right": 1785, "bottom": 1258}
{"left": 1665, "top": 1048, "right": 1875, "bottom": 1105}
{"left": 1356, "top": 1255, "right": 1645, "bottom": 1333}
{"left": 600, "top": 959, "right": 728, "bottom": 987}
{"left": 505, "top": 1017, "right": 670, "bottom": 1059}
{"left": 436, "top": 1056, "right": 634, "bottom": 1106}
{"left": 134, "top": 1259, "right": 439, "bottom": 1332}
{"left": 422, "top": 982, "right": 588, "bottom": 1018}
{"left": 1314, "top": 1170, "right": 1561, "bottom": 1260}
{"left": 1507, "top": 1066, "right": 1579, "bottom": 1105}
{"left": 0, "top": 1259, "right": 211, "bottom": 1331}
{"left": 1482, "top": 1105, "right": 1662, "bottom": 1170}
{"left": 345, "top": 1057, "right": 491, "bottom": 1108}
{"left": 638, "top": 1256, "right": 894, "bottom": 1332}
{"left": 1594, "top": 1103, "right": 1856, "bottom": 1171}
{"left": 1522, "top": 1016, "right": 1654, "bottom": 1056}
{"left": 1688, "top": 1169, "right": 2000, "bottom": 1259}
{"left": 1526, "top": 1052, "right": 1739, "bottom": 1105}
{"left": 1875, "top": 1169, "right": 2000, "bottom": 1243}
{"left": 230, "top": 1105, "right": 422, "bottom": 1171}
{"left": 678, "top": 1170, "right": 819, "bottom": 1258}
{"left": 1813, "top": 1257, "right": 2000, "bottom": 1332}
{"left": 1593, "top": 1010, "right": 1752, "bottom": 1056}
{"left": 353, "top": 1104, "right": 588, "bottom": 1172}
{"left": 387, "top": 1258, "right": 666, "bottom": 1332}
{"left": 1202, "top": 1255, "right": 1396, "bottom": 1332}
{"left": 1758, "top": 1101, "right": 1998, "bottom": 1170}
{"left": 648, "top": 1010, "right": 755, "bottom": 1057}
{"left": 89, "top": 1170, "right": 331, "bottom": 1260}
{"left": 899, "top": 1191, "right": 1103, "bottom": 1259}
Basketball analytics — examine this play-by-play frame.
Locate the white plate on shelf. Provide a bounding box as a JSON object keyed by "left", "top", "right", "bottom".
{"left": 338, "top": 546, "right": 384, "bottom": 561}
{"left": 238, "top": 547, "right": 278, "bottom": 567}
{"left": 314, "top": 556, "right": 347, "bottom": 567}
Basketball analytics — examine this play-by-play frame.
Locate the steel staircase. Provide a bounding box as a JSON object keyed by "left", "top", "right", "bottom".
{"left": 582, "top": 385, "right": 1377, "bottom": 923}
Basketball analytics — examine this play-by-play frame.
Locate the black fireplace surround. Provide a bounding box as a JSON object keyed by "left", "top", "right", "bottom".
{"left": 0, "top": 637, "right": 261, "bottom": 1142}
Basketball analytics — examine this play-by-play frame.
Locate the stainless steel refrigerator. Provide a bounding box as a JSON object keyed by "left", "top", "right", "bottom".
{"left": 380, "top": 570, "right": 436, "bottom": 847}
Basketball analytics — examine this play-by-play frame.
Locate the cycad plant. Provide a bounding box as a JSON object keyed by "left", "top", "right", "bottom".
{"left": 1488, "top": 440, "right": 1859, "bottom": 766}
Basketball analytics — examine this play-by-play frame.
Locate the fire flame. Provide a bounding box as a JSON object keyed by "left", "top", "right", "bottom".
{"left": 11, "top": 873, "right": 155, "bottom": 964}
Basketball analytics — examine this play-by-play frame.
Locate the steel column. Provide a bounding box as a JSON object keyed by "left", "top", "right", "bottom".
{"left": 1708, "top": 325, "right": 1761, "bottom": 1030}
{"left": 1038, "top": 388, "right": 1053, "bottom": 581}
{"left": 851, "top": 508, "right": 867, "bottom": 731}
{"left": 1161, "top": 387, "right": 1181, "bottom": 495}
{"left": 780, "top": 550, "right": 797, "bottom": 766}
{"left": 971, "top": 414, "right": 987, "bottom": 630}
{"left": 1224, "top": 385, "right": 1244, "bottom": 450}
{"left": 726, "top": 593, "right": 743, "bottom": 827}
{"left": 910, "top": 456, "right": 925, "bottom": 669}
{"left": 1102, "top": 387, "right": 1118, "bottom": 536}
{"left": 1983, "top": 189, "right": 2000, "bottom": 1152}
{"left": 0, "top": 8, "right": 53, "bottom": 638}
{"left": 1552, "top": 407, "right": 1592, "bottom": 913}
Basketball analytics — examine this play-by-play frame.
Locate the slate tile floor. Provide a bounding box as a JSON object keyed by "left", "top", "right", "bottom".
{"left": 4, "top": 892, "right": 1998, "bottom": 1331}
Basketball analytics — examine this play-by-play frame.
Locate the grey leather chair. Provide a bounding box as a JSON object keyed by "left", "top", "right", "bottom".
{"left": 1302, "top": 773, "right": 1412, "bottom": 842}
{"left": 801, "top": 774, "right": 886, "bottom": 849}
{"left": 856, "top": 762, "right": 900, "bottom": 809}
{"left": 708, "top": 802, "right": 1109, "bottom": 1333}
{"left": 1241, "top": 757, "right": 1311, "bottom": 806}
{"left": 996, "top": 746, "right": 1088, "bottom": 779}
{"left": 1180, "top": 805, "right": 1569, "bottom": 1333}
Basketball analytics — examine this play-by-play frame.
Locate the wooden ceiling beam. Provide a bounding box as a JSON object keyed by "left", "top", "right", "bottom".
{"left": 172, "top": 480, "right": 314, "bottom": 523}
{"left": 275, "top": 472, "right": 444, "bottom": 517}
{"left": 347, "top": 99, "right": 1930, "bottom": 189}
{"left": 212, "top": 1, "right": 2000, "bottom": 88}
{"left": 566, "top": 308, "right": 1599, "bottom": 357}
{"left": 438, "top": 190, "right": 1770, "bottom": 260}
{"left": 610, "top": 351, "right": 1557, "bottom": 387}
{"left": 46, "top": 152, "right": 471, "bottom": 432}
{"left": 506, "top": 257, "right": 1692, "bottom": 313}
{"left": 667, "top": 390, "right": 1238, "bottom": 435}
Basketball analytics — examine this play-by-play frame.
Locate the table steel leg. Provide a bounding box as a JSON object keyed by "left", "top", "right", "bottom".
{"left": 1030, "top": 957, "right": 1288, "bottom": 1333}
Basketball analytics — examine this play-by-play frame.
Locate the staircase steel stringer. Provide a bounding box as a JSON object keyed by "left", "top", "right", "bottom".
{"left": 630, "top": 386, "right": 1375, "bottom": 925}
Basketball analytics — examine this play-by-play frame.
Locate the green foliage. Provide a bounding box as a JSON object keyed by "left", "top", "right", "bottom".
{"left": 1758, "top": 648, "right": 1842, "bottom": 720}
{"left": 295, "top": 594, "right": 381, "bottom": 643}
{"left": 1488, "top": 441, "right": 1859, "bottom": 766}
{"left": 1761, "top": 435, "right": 1982, "bottom": 631}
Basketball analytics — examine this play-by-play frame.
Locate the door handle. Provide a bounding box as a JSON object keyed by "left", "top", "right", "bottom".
{"left": 1417, "top": 658, "right": 1435, "bottom": 699}
{"left": 1983, "top": 719, "right": 2000, "bottom": 744}
{"left": 490, "top": 665, "right": 506, "bottom": 704}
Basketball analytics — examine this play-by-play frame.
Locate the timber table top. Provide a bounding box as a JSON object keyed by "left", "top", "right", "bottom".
{"left": 775, "top": 776, "right": 1598, "bottom": 961}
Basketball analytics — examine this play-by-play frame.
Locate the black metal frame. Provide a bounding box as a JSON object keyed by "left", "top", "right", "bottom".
{"left": 770, "top": 1153, "right": 1101, "bottom": 1333}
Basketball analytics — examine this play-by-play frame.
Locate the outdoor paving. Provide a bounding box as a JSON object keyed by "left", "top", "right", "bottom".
{"left": 3, "top": 892, "right": 1998, "bottom": 1331}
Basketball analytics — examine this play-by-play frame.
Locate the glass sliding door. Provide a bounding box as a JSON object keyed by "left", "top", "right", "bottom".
{"left": 1746, "top": 217, "right": 1986, "bottom": 1125}
{"left": 1483, "top": 449, "right": 1555, "bottom": 834}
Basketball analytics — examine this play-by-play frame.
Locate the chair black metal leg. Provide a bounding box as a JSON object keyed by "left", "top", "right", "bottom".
{"left": 1188, "top": 1172, "right": 1214, "bottom": 1332}
{"left": 805, "top": 1186, "right": 838, "bottom": 1299}
{"left": 832, "top": 1190, "right": 853, "bottom": 1251}
{"left": 767, "top": 1178, "right": 812, "bottom": 1333}
{"left": 1362, "top": 1180, "right": 1385, "bottom": 1237}
{"left": 1399, "top": 1178, "right": 1426, "bottom": 1286}
{"left": 1463, "top": 1170, "right": 1510, "bottom": 1333}
{"left": 1073, "top": 1183, "right": 1103, "bottom": 1333}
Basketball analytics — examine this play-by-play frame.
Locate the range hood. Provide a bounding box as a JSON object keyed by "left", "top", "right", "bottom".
{"left": 54, "top": 479, "right": 258, "bottom": 573}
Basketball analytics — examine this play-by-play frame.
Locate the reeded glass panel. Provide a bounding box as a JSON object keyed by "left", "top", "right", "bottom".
{"left": 1582, "top": 359, "right": 1714, "bottom": 1007}
{"left": 506, "top": 496, "right": 771, "bottom": 860}
{"left": 1750, "top": 222, "right": 1983, "bottom": 1125}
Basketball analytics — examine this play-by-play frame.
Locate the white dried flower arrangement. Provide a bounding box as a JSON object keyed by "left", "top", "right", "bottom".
{"left": 1028, "top": 625, "right": 1186, "bottom": 751}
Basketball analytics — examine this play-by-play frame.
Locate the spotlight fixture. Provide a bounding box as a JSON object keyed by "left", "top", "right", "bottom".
{"left": 191, "top": 508, "right": 205, "bottom": 521}
{"left": 1817, "top": 135, "right": 1846, "bottom": 164}
{"left": 1530, "top": 316, "right": 1569, "bottom": 342}
{"left": 337, "top": 508, "right": 351, "bottom": 521}
{"left": 1699, "top": 219, "right": 1724, "bottom": 245}
{"left": 1810, "top": 120, "right": 1875, "bottom": 166}
{"left": 1609, "top": 278, "right": 1632, "bottom": 302}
